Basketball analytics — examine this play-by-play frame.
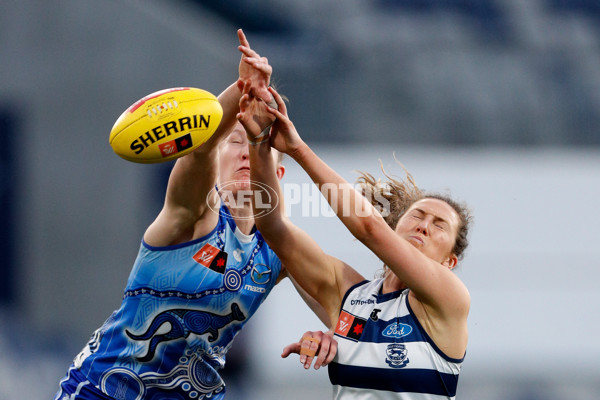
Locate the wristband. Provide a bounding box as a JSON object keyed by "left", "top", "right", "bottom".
{"left": 247, "top": 134, "right": 270, "bottom": 146}
{"left": 247, "top": 126, "right": 271, "bottom": 146}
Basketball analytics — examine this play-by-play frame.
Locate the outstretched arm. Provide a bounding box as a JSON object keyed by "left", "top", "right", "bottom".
{"left": 263, "top": 87, "right": 469, "bottom": 321}
{"left": 237, "top": 86, "right": 364, "bottom": 326}
{"left": 144, "top": 29, "right": 271, "bottom": 246}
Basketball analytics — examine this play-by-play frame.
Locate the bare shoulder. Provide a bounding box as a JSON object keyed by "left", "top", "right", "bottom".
{"left": 309, "top": 257, "right": 366, "bottom": 328}
{"left": 407, "top": 280, "right": 470, "bottom": 359}
{"left": 143, "top": 204, "right": 220, "bottom": 247}
{"left": 333, "top": 258, "right": 367, "bottom": 301}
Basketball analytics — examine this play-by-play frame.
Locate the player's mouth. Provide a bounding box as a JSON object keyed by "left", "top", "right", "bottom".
{"left": 407, "top": 235, "right": 425, "bottom": 246}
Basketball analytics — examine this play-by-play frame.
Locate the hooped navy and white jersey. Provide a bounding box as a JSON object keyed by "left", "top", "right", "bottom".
{"left": 328, "top": 279, "right": 464, "bottom": 400}
{"left": 55, "top": 204, "right": 282, "bottom": 400}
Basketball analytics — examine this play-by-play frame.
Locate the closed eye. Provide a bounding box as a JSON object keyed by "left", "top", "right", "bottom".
{"left": 410, "top": 210, "right": 424, "bottom": 219}
{"left": 434, "top": 218, "right": 450, "bottom": 230}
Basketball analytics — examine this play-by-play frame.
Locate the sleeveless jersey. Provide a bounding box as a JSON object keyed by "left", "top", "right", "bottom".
{"left": 55, "top": 205, "right": 282, "bottom": 400}
{"left": 328, "top": 279, "right": 463, "bottom": 400}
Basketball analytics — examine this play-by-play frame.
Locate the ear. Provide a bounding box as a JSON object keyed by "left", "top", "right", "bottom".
{"left": 442, "top": 254, "right": 458, "bottom": 270}
{"left": 276, "top": 164, "right": 286, "bottom": 180}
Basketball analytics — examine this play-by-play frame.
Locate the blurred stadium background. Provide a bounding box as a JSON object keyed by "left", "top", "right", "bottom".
{"left": 1, "top": 0, "right": 600, "bottom": 398}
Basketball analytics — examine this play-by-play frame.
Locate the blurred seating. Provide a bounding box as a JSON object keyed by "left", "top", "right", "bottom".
{"left": 179, "top": 0, "right": 299, "bottom": 35}
{"left": 373, "top": 0, "right": 508, "bottom": 41}
{"left": 547, "top": 0, "right": 600, "bottom": 17}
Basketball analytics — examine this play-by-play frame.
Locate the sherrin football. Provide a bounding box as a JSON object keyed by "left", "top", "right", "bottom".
{"left": 109, "top": 87, "right": 223, "bottom": 163}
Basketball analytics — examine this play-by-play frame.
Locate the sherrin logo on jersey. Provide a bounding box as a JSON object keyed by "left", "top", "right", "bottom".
{"left": 335, "top": 310, "right": 367, "bottom": 341}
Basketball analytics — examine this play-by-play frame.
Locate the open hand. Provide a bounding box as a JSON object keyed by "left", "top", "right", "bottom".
{"left": 265, "top": 87, "right": 305, "bottom": 156}
{"left": 236, "top": 80, "right": 276, "bottom": 141}
{"left": 281, "top": 330, "right": 337, "bottom": 370}
{"left": 237, "top": 29, "right": 271, "bottom": 102}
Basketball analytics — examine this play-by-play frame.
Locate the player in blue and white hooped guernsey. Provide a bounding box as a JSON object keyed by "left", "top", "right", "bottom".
{"left": 239, "top": 86, "right": 473, "bottom": 399}
{"left": 54, "top": 30, "right": 317, "bottom": 400}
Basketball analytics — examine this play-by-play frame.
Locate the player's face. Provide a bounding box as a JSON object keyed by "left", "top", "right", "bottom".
{"left": 218, "top": 123, "right": 284, "bottom": 193}
{"left": 218, "top": 124, "right": 251, "bottom": 191}
{"left": 395, "top": 198, "right": 460, "bottom": 268}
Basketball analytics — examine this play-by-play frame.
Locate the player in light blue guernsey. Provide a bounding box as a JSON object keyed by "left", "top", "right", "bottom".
{"left": 57, "top": 203, "right": 283, "bottom": 400}
{"left": 238, "top": 86, "right": 473, "bottom": 399}
{"left": 54, "top": 30, "right": 312, "bottom": 400}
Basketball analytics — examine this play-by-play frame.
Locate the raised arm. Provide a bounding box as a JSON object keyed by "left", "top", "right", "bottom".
{"left": 144, "top": 29, "right": 272, "bottom": 246}
{"left": 236, "top": 86, "right": 364, "bottom": 327}
{"left": 263, "top": 88, "right": 469, "bottom": 321}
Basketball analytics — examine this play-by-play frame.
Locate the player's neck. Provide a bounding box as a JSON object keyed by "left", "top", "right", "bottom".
{"left": 219, "top": 190, "right": 256, "bottom": 235}
{"left": 382, "top": 269, "right": 407, "bottom": 294}
{"left": 228, "top": 207, "right": 255, "bottom": 235}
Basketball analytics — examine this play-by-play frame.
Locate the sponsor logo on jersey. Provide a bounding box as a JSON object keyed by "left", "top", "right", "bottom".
{"left": 193, "top": 243, "right": 228, "bottom": 274}
{"left": 244, "top": 284, "right": 266, "bottom": 293}
{"left": 233, "top": 248, "right": 244, "bottom": 262}
{"left": 385, "top": 343, "right": 410, "bottom": 368}
{"left": 370, "top": 308, "right": 382, "bottom": 321}
{"left": 251, "top": 263, "right": 272, "bottom": 285}
{"left": 350, "top": 298, "right": 375, "bottom": 306}
{"left": 382, "top": 322, "right": 413, "bottom": 339}
{"left": 335, "top": 310, "right": 367, "bottom": 341}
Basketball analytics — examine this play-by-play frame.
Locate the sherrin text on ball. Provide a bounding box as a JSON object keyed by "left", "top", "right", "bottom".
{"left": 109, "top": 87, "right": 223, "bottom": 163}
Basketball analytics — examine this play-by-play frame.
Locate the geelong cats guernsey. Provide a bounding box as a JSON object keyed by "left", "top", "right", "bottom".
{"left": 328, "top": 279, "right": 463, "bottom": 400}
{"left": 55, "top": 204, "right": 282, "bottom": 400}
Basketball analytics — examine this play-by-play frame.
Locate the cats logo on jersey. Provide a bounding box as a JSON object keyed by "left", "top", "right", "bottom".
{"left": 385, "top": 343, "right": 410, "bottom": 368}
